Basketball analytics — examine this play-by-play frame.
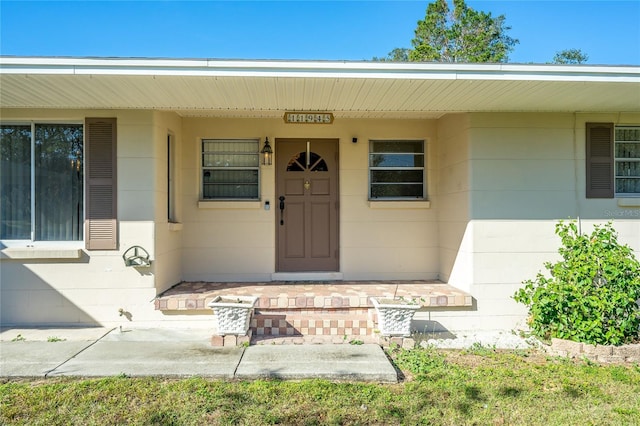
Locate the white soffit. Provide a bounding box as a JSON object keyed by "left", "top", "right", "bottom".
{"left": 1, "top": 57, "right": 639, "bottom": 118}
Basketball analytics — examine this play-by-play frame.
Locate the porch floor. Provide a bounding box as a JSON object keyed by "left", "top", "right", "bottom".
{"left": 155, "top": 280, "right": 473, "bottom": 312}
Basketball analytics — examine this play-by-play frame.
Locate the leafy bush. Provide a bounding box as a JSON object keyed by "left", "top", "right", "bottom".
{"left": 514, "top": 220, "right": 640, "bottom": 345}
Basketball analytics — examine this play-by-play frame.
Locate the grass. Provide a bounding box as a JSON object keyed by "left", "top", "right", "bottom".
{"left": 2, "top": 347, "right": 639, "bottom": 425}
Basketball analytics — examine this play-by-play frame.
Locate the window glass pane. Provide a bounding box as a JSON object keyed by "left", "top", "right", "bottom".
{"left": 202, "top": 170, "right": 259, "bottom": 199}
{"left": 203, "top": 139, "right": 258, "bottom": 153}
{"left": 310, "top": 158, "right": 328, "bottom": 172}
{"left": 371, "top": 184, "right": 424, "bottom": 198}
{"left": 371, "top": 140, "right": 423, "bottom": 153}
{"left": 370, "top": 153, "right": 424, "bottom": 168}
{"left": 203, "top": 184, "right": 258, "bottom": 199}
{"left": 616, "top": 178, "right": 640, "bottom": 194}
{"left": 204, "top": 170, "right": 258, "bottom": 184}
{"left": 34, "top": 124, "right": 83, "bottom": 241}
{"left": 371, "top": 170, "right": 423, "bottom": 183}
{"left": 615, "top": 142, "right": 640, "bottom": 158}
{"left": 615, "top": 127, "right": 640, "bottom": 142}
{"left": 202, "top": 153, "right": 259, "bottom": 168}
{"left": 616, "top": 161, "right": 640, "bottom": 177}
{"left": 0, "top": 125, "right": 32, "bottom": 239}
{"left": 286, "top": 161, "right": 305, "bottom": 172}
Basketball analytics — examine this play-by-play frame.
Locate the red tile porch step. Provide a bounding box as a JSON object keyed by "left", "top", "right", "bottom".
{"left": 155, "top": 281, "right": 473, "bottom": 342}
{"left": 155, "top": 281, "right": 473, "bottom": 312}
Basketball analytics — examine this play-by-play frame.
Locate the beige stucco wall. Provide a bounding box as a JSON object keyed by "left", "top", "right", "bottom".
{"left": 423, "top": 112, "right": 640, "bottom": 332}
{"left": 0, "top": 109, "right": 169, "bottom": 327}
{"left": 151, "top": 111, "right": 183, "bottom": 294}
{"left": 180, "top": 117, "right": 438, "bottom": 281}
{"left": 0, "top": 112, "right": 440, "bottom": 327}
{"left": 435, "top": 114, "right": 472, "bottom": 291}
{"left": 2, "top": 109, "right": 638, "bottom": 331}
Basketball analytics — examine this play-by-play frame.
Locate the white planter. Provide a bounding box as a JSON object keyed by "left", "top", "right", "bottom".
{"left": 370, "top": 297, "right": 420, "bottom": 337}
{"left": 208, "top": 296, "right": 258, "bottom": 336}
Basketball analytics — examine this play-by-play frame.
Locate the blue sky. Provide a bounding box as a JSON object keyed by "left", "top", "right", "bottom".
{"left": 1, "top": 1, "right": 639, "bottom": 65}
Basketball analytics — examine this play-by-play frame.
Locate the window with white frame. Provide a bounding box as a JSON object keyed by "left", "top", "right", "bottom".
{"left": 0, "top": 123, "right": 84, "bottom": 241}
{"left": 201, "top": 139, "right": 259, "bottom": 200}
{"left": 614, "top": 126, "right": 640, "bottom": 196}
{"left": 369, "top": 140, "right": 426, "bottom": 199}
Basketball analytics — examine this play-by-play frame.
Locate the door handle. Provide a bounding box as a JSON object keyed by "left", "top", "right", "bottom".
{"left": 279, "top": 196, "right": 285, "bottom": 225}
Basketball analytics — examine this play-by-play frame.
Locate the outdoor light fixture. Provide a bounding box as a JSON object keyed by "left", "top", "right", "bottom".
{"left": 261, "top": 137, "right": 273, "bottom": 165}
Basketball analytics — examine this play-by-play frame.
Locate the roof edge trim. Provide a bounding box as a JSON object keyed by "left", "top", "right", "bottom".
{"left": 1, "top": 56, "right": 639, "bottom": 83}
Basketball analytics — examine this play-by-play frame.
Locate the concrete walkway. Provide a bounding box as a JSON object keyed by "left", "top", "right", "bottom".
{"left": 0, "top": 327, "right": 398, "bottom": 383}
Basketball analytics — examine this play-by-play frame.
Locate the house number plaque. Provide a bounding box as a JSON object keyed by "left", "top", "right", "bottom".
{"left": 284, "top": 112, "right": 334, "bottom": 124}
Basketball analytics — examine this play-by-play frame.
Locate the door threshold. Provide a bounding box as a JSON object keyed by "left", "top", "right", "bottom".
{"left": 271, "top": 272, "right": 344, "bottom": 282}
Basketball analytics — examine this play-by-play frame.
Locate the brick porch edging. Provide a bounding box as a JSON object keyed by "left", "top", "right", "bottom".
{"left": 155, "top": 281, "right": 474, "bottom": 312}
{"left": 252, "top": 310, "right": 374, "bottom": 338}
{"left": 547, "top": 338, "right": 640, "bottom": 363}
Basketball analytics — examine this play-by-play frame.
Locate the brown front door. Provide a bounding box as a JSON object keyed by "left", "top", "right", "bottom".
{"left": 276, "top": 138, "right": 339, "bottom": 272}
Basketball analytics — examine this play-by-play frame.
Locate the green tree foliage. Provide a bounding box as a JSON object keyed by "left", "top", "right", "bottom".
{"left": 409, "top": 0, "right": 518, "bottom": 63}
{"left": 372, "top": 48, "right": 410, "bottom": 62}
{"left": 514, "top": 221, "right": 640, "bottom": 345}
{"left": 552, "top": 48, "right": 589, "bottom": 64}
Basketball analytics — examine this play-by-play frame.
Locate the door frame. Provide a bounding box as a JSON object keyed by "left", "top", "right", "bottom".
{"left": 275, "top": 138, "right": 340, "bottom": 272}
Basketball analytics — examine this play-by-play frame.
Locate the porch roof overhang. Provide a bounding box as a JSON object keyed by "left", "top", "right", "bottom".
{"left": 1, "top": 56, "right": 639, "bottom": 119}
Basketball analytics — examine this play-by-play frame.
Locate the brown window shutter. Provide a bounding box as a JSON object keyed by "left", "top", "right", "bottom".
{"left": 586, "top": 123, "right": 614, "bottom": 198}
{"left": 85, "top": 118, "right": 118, "bottom": 250}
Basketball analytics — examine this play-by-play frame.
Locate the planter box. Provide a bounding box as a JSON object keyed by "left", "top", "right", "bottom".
{"left": 370, "top": 297, "right": 420, "bottom": 337}
{"left": 208, "top": 296, "right": 258, "bottom": 336}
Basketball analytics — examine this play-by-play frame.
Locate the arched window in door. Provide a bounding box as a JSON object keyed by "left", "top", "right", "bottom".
{"left": 286, "top": 151, "right": 328, "bottom": 172}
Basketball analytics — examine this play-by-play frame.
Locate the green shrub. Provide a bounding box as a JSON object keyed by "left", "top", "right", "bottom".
{"left": 514, "top": 220, "right": 640, "bottom": 346}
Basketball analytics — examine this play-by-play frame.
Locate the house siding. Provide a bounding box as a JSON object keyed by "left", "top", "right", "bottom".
{"left": 435, "top": 113, "right": 472, "bottom": 290}
{"left": 422, "top": 112, "right": 640, "bottom": 332}
{"left": 2, "top": 109, "right": 638, "bottom": 331}
{"left": 151, "top": 111, "right": 184, "bottom": 294}
{"left": 0, "top": 109, "right": 178, "bottom": 327}
{"left": 180, "top": 117, "right": 439, "bottom": 282}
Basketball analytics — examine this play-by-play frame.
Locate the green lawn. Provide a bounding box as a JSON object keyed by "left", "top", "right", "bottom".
{"left": 2, "top": 347, "right": 639, "bottom": 425}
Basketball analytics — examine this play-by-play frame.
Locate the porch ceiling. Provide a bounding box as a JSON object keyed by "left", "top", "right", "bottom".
{"left": 1, "top": 57, "right": 639, "bottom": 119}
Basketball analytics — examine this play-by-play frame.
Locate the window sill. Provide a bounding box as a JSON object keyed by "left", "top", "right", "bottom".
{"left": 368, "top": 200, "right": 431, "bottom": 209}
{"left": 0, "top": 247, "right": 83, "bottom": 260}
{"left": 617, "top": 198, "right": 640, "bottom": 207}
{"left": 198, "top": 201, "right": 261, "bottom": 209}
{"left": 168, "top": 222, "right": 183, "bottom": 231}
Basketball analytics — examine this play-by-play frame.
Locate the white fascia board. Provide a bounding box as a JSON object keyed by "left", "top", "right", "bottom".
{"left": 204, "top": 59, "right": 502, "bottom": 72}
{"left": 456, "top": 72, "right": 640, "bottom": 83}
{"left": 0, "top": 57, "right": 209, "bottom": 68}
{"left": 498, "top": 63, "right": 640, "bottom": 74}
{"left": 1, "top": 56, "right": 639, "bottom": 83}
